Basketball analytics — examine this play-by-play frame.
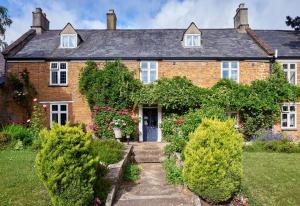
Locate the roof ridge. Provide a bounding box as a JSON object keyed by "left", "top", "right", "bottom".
{"left": 46, "top": 28, "right": 237, "bottom": 32}
{"left": 246, "top": 28, "right": 274, "bottom": 56}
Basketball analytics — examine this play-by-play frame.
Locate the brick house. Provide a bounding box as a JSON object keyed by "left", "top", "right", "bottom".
{"left": 1, "top": 4, "right": 300, "bottom": 141}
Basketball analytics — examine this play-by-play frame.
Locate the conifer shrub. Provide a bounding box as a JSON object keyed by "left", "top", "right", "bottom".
{"left": 35, "top": 124, "right": 99, "bottom": 206}
{"left": 183, "top": 118, "right": 243, "bottom": 203}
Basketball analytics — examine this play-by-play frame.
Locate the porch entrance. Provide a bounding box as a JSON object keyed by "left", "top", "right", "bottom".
{"left": 142, "top": 107, "right": 158, "bottom": 141}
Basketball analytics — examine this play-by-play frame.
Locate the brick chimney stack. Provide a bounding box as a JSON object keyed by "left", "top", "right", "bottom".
{"left": 107, "top": 9, "right": 117, "bottom": 30}
{"left": 234, "top": 3, "right": 249, "bottom": 33}
{"left": 31, "top": 8, "right": 49, "bottom": 34}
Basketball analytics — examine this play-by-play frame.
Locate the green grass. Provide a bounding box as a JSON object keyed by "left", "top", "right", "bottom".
{"left": 242, "top": 152, "right": 300, "bottom": 206}
{"left": 0, "top": 149, "right": 51, "bottom": 206}
{"left": 123, "top": 163, "right": 140, "bottom": 181}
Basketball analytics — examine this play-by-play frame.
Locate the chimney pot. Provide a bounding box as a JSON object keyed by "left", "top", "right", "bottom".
{"left": 31, "top": 8, "right": 49, "bottom": 34}
{"left": 234, "top": 3, "right": 249, "bottom": 32}
{"left": 107, "top": 9, "right": 117, "bottom": 30}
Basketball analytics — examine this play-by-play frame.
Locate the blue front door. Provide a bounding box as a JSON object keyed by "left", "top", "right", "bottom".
{"left": 142, "top": 108, "right": 158, "bottom": 141}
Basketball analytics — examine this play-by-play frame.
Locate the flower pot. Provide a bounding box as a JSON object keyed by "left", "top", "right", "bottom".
{"left": 113, "top": 127, "right": 122, "bottom": 141}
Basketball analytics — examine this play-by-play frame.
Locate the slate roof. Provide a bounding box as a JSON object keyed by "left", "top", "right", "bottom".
{"left": 7, "top": 29, "right": 270, "bottom": 60}
{"left": 254, "top": 30, "right": 300, "bottom": 58}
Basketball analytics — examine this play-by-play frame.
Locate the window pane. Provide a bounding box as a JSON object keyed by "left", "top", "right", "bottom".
{"left": 283, "top": 64, "right": 288, "bottom": 70}
{"left": 150, "top": 70, "right": 156, "bottom": 82}
{"left": 60, "top": 63, "right": 66, "bottom": 69}
{"left": 52, "top": 105, "right": 58, "bottom": 111}
{"left": 60, "top": 71, "right": 67, "bottom": 84}
{"left": 141, "top": 62, "right": 148, "bottom": 70}
{"left": 69, "top": 36, "right": 76, "bottom": 48}
{"left": 51, "top": 71, "right": 58, "bottom": 84}
{"left": 193, "top": 35, "right": 200, "bottom": 46}
{"left": 141, "top": 70, "right": 148, "bottom": 83}
{"left": 51, "top": 63, "right": 58, "bottom": 70}
{"left": 282, "top": 105, "right": 288, "bottom": 112}
{"left": 290, "top": 71, "right": 296, "bottom": 84}
{"left": 290, "top": 114, "right": 295, "bottom": 127}
{"left": 52, "top": 113, "right": 58, "bottom": 123}
{"left": 222, "top": 70, "right": 229, "bottom": 79}
{"left": 150, "top": 62, "right": 156, "bottom": 70}
{"left": 62, "top": 36, "right": 69, "bottom": 47}
{"left": 231, "top": 70, "right": 238, "bottom": 81}
{"left": 290, "top": 105, "right": 295, "bottom": 112}
{"left": 290, "top": 64, "right": 296, "bottom": 70}
{"left": 60, "top": 113, "right": 67, "bottom": 125}
{"left": 186, "top": 36, "right": 193, "bottom": 46}
{"left": 222, "top": 62, "right": 229, "bottom": 69}
{"left": 60, "top": 105, "right": 67, "bottom": 111}
{"left": 282, "top": 114, "right": 288, "bottom": 127}
{"left": 231, "top": 62, "right": 238, "bottom": 69}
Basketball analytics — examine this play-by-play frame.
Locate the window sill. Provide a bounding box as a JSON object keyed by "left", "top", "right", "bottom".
{"left": 48, "top": 84, "right": 68, "bottom": 87}
{"left": 281, "top": 128, "right": 297, "bottom": 131}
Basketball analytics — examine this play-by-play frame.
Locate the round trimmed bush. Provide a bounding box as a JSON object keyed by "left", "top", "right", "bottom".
{"left": 35, "top": 124, "right": 99, "bottom": 206}
{"left": 183, "top": 118, "right": 243, "bottom": 203}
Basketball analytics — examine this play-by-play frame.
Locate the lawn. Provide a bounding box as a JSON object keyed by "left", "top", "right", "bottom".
{"left": 0, "top": 149, "right": 51, "bottom": 206}
{"left": 242, "top": 152, "right": 300, "bottom": 206}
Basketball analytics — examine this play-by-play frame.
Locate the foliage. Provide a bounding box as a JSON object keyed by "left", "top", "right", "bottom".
{"left": 1, "top": 124, "right": 32, "bottom": 146}
{"left": 244, "top": 138, "right": 300, "bottom": 153}
{"left": 132, "top": 76, "right": 208, "bottom": 113}
{"left": 91, "top": 139, "right": 124, "bottom": 165}
{"left": 183, "top": 118, "right": 243, "bottom": 203}
{"left": 0, "top": 6, "right": 13, "bottom": 50}
{"left": 123, "top": 163, "right": 140, "bottom": 181}
{"left": 286, "top": 16, "right": 300, "bottom": 31}
{"left": 79, "top": 60, "right": 142, "bottom": 110}
{"left": 30, "top": 101, "right": 47, "bottom": 149}
{"left": 0, "top": 131, "right": 10, "bottom": 148}
{"left": 93, "top": 107, "right": 137, "bottom": 139}
{"left": 163, "top": 157, "right": 184, "bottom": 185}
{"left": 35, "top": 124, "right": 99, "bottom": 206}
{"left": 4, "top": 70, "right": 37, "bottom": 117}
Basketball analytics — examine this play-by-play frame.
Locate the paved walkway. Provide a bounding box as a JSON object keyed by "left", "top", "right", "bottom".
{"left": 114, "top": 143, "right": 194, "bottom": 206}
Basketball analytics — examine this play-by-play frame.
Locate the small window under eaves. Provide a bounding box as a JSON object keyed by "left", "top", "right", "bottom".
{"left": 59, "top": 23, "right": 82, "bottom": 49}
{"left": 182, "top": 22, "right": 202, "bottom": 48}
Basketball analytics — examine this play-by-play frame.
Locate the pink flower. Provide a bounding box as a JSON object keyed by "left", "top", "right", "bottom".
{"left": 42, "top": 104, "right": 47, "bottom": 108}
{"left": 27, "top": 119, "right": 31, "bottom": 123}
{"left": 33, "top": 98, "right": 37, "bottom": 102}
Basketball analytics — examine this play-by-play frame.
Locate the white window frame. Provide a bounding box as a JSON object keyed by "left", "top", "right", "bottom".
{"left": 140, "top": 61, "right": 158, "bottom": 84}
{"left": 60, "top": 34, "right": 77, "bottom": 48}
{"left": 221, "top": 61, "right": 239, "bottom": 83}
{"left": 281, "top": 63, "right": 297, "bottom": 85}
{"left": 50, "top": 62, "right": 68, "bottom": 86}
{"left": 50, "top": 103, "right": 68, "bottom": 127}
{"left": 281, "top": 103, "right": 297, "bottom": 130}
{"left": 184, "top": 34, "right": 201, "bottom": 47}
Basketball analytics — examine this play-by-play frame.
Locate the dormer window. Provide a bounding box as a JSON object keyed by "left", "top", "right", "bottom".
{"left": 61, "top": 34, "right": 77, "bottom": 48}
{"left": 184, "top": 34, "right": 201, "bottom": 47}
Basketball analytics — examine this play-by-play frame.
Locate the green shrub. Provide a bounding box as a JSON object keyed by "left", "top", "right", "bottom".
{"left": 123, "top": 163, "right": 140, "bottom": 181}
{"left": 0, "top": 131, "right": 10, "bottom": 148}
{"left": 91, "top": 139, "right": 124, "bottom": 165}
{"left": 183, "top": 118, "right": 243, "bottom": 203}
{"left": 30, "top": 101, "right": 47, "bottom": 149}
{"left": 163, "top": 157, "right": 184, "bottom": 185}
{"left": 2, "top": 124, "right": 32, "bottom": 146}
{"left": 35, "top": 124, "right": 99, "bottom": 206}
{"left": 244, "top": 138, "right": 300, "bottom": 153}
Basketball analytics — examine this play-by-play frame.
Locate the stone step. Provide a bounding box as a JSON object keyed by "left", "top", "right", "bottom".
{"left": 133, "top": 149, "right": 163, "bottom": 156}
{"left": 134, "top": 155, "right": 164, "bottom": 163}
{"left": 114, "top": 196, "right": 193, "bottom": 206}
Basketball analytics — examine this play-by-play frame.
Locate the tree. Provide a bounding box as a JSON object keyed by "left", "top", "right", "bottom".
{"left": 286, "top": 16, "right": 300, "bottom": 31}
{"left": 0, "top": 6, "right": 12, "bottom": 51}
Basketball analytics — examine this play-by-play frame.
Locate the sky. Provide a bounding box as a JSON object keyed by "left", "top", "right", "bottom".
{"left": 1, "top": 0, "right": 300, "bottom": 44}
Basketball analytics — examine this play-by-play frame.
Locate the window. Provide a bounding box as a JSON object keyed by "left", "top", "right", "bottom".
{"left": 50, "top": 104, "right": 68, "bottom": 127}
{"left": 184, "top": 34, "right": 201, "bottom": 47}
{"left": 281, "top": 103, "right": 296, "bottom": 129}
{"left": 60, "top": 34, "right": 77, "bottom": 48}
{"left": 140, "top": 61, "right": 157, "bottom": 84}
{"left": 50, "top": 62, "right": 68, "bottom": 85}
{"left": 282, "top": 63, "right": 297, "bottom": 85}
{"left": 221, "top": 61, "right": 239, "bottom": 82}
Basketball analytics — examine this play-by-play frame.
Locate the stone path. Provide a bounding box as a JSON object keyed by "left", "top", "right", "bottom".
{"left": 113, "top": 143, "right": 194, "bottom": 206}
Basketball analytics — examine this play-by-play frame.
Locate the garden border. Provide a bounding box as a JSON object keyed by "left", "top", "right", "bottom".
{"left": 105, "top": 144, "right": 133, "bottom": 206}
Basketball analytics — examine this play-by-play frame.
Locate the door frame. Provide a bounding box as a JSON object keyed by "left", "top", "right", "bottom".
{"left": 139, "top": 105, "right": 162, "bottom": 142}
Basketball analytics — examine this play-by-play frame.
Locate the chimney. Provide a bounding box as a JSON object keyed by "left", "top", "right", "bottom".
{"left": 31, "top": 8, "right": 49, "bottom": 34}
{"left": 107, "top": 9, "right": 117, "bottom": 30}
{"left": 234, "top": 3, "right": 249, "bottom": 32}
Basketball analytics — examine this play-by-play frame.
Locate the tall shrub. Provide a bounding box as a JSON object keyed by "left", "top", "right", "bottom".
{"left": 183, "top": 118, "right": 243, "bottom": 203}
{"left": 35, "top": 124, "right": 98, "bottom": 206}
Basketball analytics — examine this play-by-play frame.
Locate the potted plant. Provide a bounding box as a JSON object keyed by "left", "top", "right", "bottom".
{"left": 110, "top": 119, "right": 126, "bottom": 141}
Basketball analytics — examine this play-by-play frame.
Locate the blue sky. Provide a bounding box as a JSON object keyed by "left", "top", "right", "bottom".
{"left": 1, "top": 0, "right": 300, "bottom": 43}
